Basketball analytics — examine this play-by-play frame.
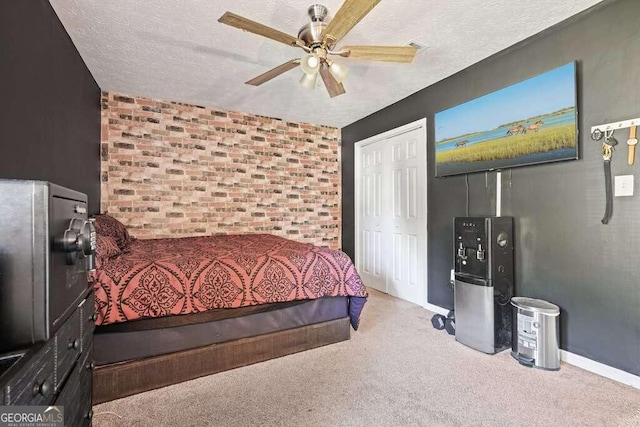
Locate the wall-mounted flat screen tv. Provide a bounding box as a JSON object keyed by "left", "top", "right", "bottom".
{"left": 435, "top": 62, "right": 578, "bottom": 177}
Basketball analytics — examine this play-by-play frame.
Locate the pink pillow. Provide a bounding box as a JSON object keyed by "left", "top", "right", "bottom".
{"left": 93, "top": 214, "right": 131, "bottom": 250}
{"left": 94, "top": 235, "right": 122, "bottom": 268}
{"left": 96, "top": 235, "right": 122, "bottom": 258}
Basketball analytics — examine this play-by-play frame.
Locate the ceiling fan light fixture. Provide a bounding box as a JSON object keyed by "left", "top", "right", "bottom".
{"left": 299, "top": 72, "right": 318, "bottom": 90}
{"left": 301, "top": 53, "right": 321, "bottom": 75}
{"left": 328, "top": 59, "right": 349, "bottom": 83}
{"left": 220, "top": 1, "right": 416, "bottom": 98}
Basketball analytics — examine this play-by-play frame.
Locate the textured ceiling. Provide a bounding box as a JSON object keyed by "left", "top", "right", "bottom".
{"left": 49, "top": 0, "right": 602, "bottom": 127}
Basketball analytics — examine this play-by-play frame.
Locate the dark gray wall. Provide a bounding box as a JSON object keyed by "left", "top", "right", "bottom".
{"left": 342, "top": 0, "right": 640, "bottom": 375}
{"left": 0, "top": 1, "right": 101, "bottom": 214}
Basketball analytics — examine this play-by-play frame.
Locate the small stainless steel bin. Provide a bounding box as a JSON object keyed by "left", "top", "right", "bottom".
{"left": 511, "top": 297, "right": 560, "bottom": 370}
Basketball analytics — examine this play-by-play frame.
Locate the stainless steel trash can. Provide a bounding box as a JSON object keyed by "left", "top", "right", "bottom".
{"left": 511, "top": 297, "right": 560, "bottom": 370}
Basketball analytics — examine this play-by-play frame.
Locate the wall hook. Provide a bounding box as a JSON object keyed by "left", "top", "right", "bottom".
{"left": 591, "top": 117, "right": 640, "bottom": 135}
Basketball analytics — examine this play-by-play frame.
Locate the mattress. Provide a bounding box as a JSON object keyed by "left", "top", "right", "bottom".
{"left": 93, "top": 233, "right": 368, "bottom": 329}
{"left": 94, "top": 296, "right": 349, "bottom": 365}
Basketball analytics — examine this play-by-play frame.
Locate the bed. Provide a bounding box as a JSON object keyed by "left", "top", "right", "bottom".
{"left": 90, "top": 214, "right": 368, "bottom": 403}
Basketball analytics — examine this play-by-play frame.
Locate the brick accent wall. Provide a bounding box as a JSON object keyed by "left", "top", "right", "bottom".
{"left": 101, "top": 92, "right": 341, "bottom": 248}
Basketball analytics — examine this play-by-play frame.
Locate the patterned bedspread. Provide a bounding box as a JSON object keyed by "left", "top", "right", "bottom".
{"left": 93, "top": 234, "right": 368, "bottom": 329}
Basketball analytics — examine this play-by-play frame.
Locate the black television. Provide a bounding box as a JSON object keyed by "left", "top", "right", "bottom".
{"left": 434, "top": 62, "right": 578, "bottom": 177}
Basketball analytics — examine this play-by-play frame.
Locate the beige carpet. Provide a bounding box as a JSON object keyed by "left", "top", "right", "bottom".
{"left": 93, "top": 289, "right": 640, "bottom": 426}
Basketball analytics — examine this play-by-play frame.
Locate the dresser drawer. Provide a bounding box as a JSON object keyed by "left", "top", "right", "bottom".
{"left": 55, "top": 348, "right": 93, "bottom": 427}
{"left": 0, "top": 351, "right": 24, "bottom": 405}
{"left": 80, "top": 291, "right": 96, "bottom": 353}
{"left": 5, "top": 342, "right": 55, "bottom": 405}
{"left": 55, "top": 307, "right": 82, "bottom": 392}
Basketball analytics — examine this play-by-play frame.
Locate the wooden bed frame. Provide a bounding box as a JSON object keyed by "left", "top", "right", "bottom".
{"left": 93, "top": 317, "right": 350, "bottom": 404}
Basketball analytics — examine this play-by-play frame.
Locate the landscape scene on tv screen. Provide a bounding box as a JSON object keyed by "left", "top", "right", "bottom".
{"left": 435, "top": 62, "right": 577, "bottom": 177}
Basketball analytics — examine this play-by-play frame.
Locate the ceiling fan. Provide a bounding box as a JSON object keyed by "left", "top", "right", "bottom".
{"left": 218, "top": 0, "right": 417, "bottom": 98}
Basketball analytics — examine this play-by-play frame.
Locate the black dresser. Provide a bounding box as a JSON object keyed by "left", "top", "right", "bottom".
{"left": 0, "top": 181, "right": 96, "bottom": 426}
{"left": 0, "top": 291, "right": 95, "bottom": 426}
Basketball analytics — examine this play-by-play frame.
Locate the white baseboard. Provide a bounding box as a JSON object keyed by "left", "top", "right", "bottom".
{"left": 424, "top": 303, "right": 450, "bottom": 316}
{"left": 561, "top": 350, "right": 640, "bottom": 389}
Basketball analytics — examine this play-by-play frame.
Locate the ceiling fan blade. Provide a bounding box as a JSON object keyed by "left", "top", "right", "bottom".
{"left": 319, "top": 64, "right": 346, "bottom": 98}
{"left": 322, "top": 0, "right": 381, "bottom": 45}
{"left": 219, "top": 12, "right": 304, "bottom": 47}
{"left": 245, "top": 60, "right": 300, "bottom": 86}
{"left": 341, "top": 45, "right": 418, "bottom": 63}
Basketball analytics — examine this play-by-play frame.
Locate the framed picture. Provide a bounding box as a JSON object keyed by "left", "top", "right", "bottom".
{"left": 435, "top": 62, "right": 578, "bottom": 177}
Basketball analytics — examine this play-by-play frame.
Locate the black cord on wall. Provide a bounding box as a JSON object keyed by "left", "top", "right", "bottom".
{"left": 465, "top": 174, "right": 469, "bottom": 216}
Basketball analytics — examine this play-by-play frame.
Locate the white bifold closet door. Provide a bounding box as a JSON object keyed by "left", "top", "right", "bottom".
{"left": 358, "top": 127, "right": 426, "bottom": 306}
{"left": 359, "top": 140, "right": 389, "bottom": 292}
